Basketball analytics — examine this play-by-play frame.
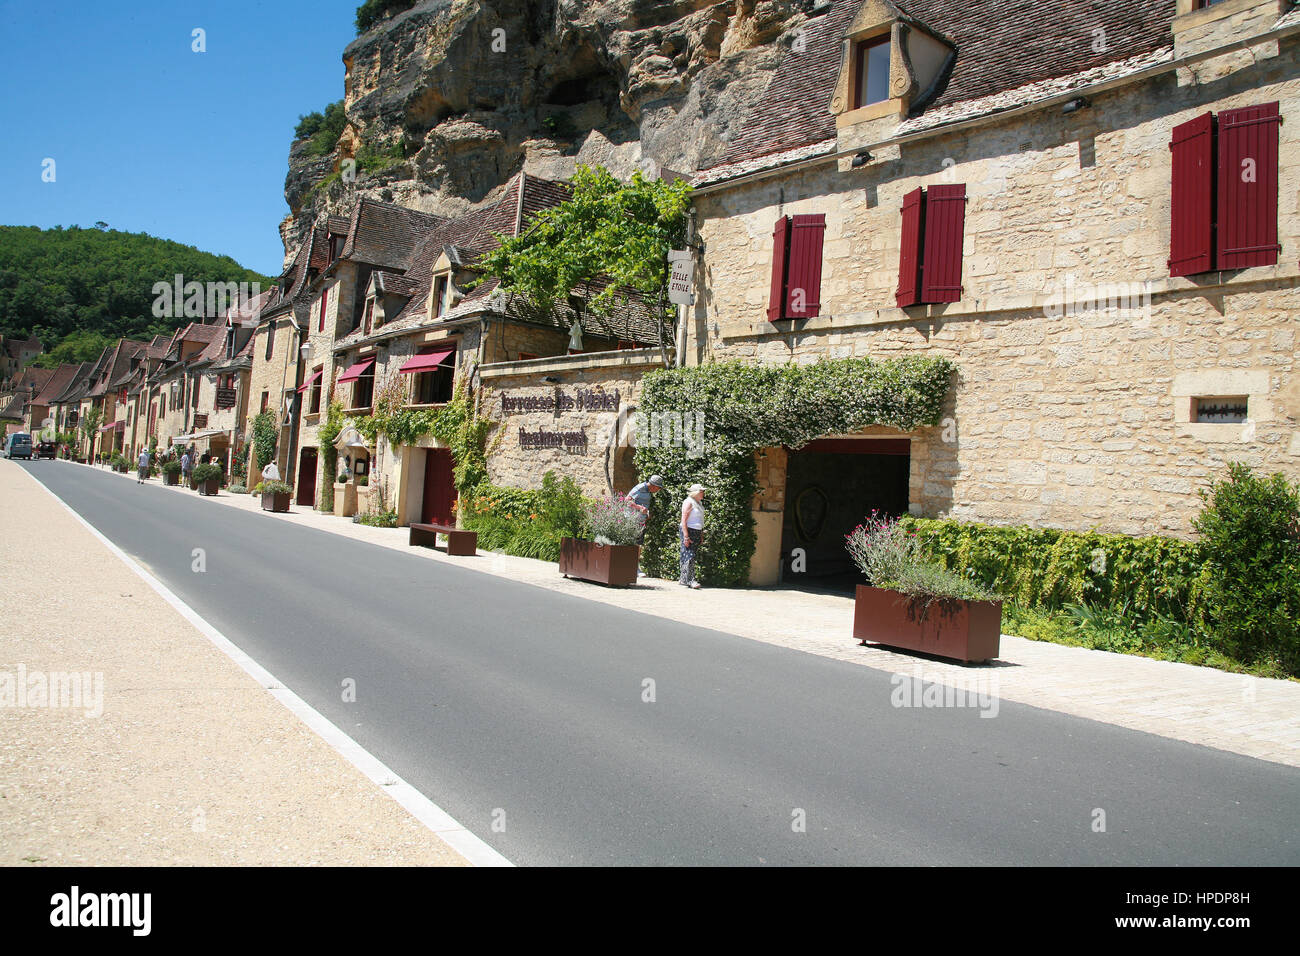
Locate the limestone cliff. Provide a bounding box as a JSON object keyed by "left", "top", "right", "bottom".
{"left": 281, "top": 0, "right": 822, "bottom": 261}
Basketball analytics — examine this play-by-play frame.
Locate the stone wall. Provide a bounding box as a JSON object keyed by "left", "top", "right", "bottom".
{"left": 691, "top": 41, "right": 1300, "bottom": 538}
{"left": 479, "top": 349, "right": 663, "bottom": 498}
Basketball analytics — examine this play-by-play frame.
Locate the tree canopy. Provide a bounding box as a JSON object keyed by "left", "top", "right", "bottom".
{"left": 0, "top": 225, "right": 270, "bottom": 362}
{"left": 474, "top": 165, "right": 692, "bottom": 326}
{"left": 294, "top": 100, "right": 348, "bottom": 157}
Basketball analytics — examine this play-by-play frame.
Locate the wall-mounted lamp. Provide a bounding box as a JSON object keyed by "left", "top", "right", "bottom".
{"left": 850, "top": 151, "right": 873, "bottom": 168}
{"left": 300, "top": 342, "right": 313, "bottom": 360}
{"left": 1062, "top": 97, "right": 1090, "bottom": 115}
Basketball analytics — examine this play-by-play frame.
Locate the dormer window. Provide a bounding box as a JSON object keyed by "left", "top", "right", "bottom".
{"left": 432, "top": 275, "right": 449, "bottom": 318}
{"left": 854, "top": 36, "right": 891, "bottom": 109}
{"left": 363, "top": 296, "right": 376, "bottom": 333}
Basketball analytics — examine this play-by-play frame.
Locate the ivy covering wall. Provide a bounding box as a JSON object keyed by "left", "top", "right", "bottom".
{"left": 634, "top": 357, "right": 956, "bottom": 586}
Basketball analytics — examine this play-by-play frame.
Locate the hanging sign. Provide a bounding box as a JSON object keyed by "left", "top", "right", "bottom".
{"left": 667, "top": 250, "right": 694, "bottom": 305}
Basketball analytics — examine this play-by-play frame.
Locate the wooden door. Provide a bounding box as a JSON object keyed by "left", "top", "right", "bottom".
{"left": 421, "top": 448, "right": 454, "bottom": 524}
{"left": 297, "top": 447, "right": 318, "bottom": 506}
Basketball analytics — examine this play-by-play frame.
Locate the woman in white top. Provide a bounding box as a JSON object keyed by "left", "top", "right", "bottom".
{"left": 679, "top": 483, "right": 706, "bottom": 588}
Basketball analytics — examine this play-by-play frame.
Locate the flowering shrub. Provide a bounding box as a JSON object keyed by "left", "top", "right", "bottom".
{"left": 846, "top": 512, "right": 998, "bottom": 603}
{"left": 587, "top": 496, "right": 643, "bottom": 546}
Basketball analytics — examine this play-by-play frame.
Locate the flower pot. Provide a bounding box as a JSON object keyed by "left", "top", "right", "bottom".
{"left": 853, "top": 585, "right": 1001, "bottom": 664}
{"left": 559, "top": 538, "right": 640, "bottom": 587}
{"left": 197, "top": 478, "right": 220, "bottom": 496}
{"left": 261, "top": 491, "right": 291, "bottom": 513}
{"left": 164, "top": 472, "right": 179, "bottom": 486}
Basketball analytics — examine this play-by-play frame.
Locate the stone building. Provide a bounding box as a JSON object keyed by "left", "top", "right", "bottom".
{"left": 325, "top": 172, "right": 664, "bottom": 525}
{"left": 685, "top": 0, "right": 1300, "bottom": 585}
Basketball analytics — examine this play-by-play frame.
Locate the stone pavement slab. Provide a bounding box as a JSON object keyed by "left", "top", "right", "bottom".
{"left": 87, "top": 460, "right": 1300, "bottom": 769}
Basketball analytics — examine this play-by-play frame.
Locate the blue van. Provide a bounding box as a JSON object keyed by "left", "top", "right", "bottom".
{"left": 4, "top": 432, "right": 33, "bottom": 459}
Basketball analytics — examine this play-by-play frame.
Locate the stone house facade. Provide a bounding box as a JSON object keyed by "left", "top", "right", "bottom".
{"left": 687, "top": 0, "right": 1300, "bottom": 584}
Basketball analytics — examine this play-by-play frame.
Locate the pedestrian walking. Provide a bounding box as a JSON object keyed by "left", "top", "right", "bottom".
{"left": 261, "top": 459, "right": 280, "bottom": 483}
{"left": 136, "top": 448, "right": 150, "bottom": 484}
{"left": 180, "top": 450, "right": 192, "bottom": 483}
{"left": 679, "top": 483, "right": 706, "bottom": 589}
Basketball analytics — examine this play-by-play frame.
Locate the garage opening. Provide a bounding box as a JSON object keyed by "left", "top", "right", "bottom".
{"left": 780, "top": 438, "right": 910, "bottom": 593}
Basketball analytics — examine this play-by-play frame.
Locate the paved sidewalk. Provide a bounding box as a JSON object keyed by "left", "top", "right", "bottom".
{"left": 85, "top": 461, "right": 1300, "bottom": 768}
{"left": 0, "top": 462, "right": 468, "bottom": 866}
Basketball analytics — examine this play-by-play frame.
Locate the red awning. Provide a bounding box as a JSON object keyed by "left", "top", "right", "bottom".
{"left": 336, "top": 358, "right": 375, "bottom": 384}
{"left": 99, "top": 421, "right": 124, "bottom": 432}
{"left": 398, "top": 347, "right": 455, "bottom": 375}
{"left": 296, "top": 369, "right": 322, "bottom": 393}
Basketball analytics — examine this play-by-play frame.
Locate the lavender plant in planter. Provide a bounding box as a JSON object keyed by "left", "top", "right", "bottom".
{"left": 559, "top": 495, "right": 643, "bottom": 587}
{"left": 845, "top": 513, "right": 1002, "bottom": 664}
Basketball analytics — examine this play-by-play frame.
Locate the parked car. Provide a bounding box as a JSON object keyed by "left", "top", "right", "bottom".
{"left": 35, "top": 441, "right": 57, "bottom": 459}
{"left": 4, "top": 433, "right": 33, "bottom": 459}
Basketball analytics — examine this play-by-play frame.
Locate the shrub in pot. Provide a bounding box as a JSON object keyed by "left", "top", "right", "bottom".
{"left": 846, "top": 513, "right": 1003, "bottom": 664}
{"left": 191, "top": 462, "right": 222, "bottom": 496}
{"left": 161, "top": 459, "right": 183, "bottom": 485}
{"left": 257, "top": 479, "right": 293, "bottom": 513}
{"left": 559, "top": 495, "right": 641, "bottom": 587}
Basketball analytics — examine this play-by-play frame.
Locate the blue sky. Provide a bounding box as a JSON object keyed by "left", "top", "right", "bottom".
{"left": 0, "top": 0, "right": 361, "bottom": 277}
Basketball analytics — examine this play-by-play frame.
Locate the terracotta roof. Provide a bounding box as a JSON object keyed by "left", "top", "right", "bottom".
{"left": 8, "top": 365, "right": 54, "bottom": 396}
{"left": 0, "top": 395, "right": 25, "bottom": 421}
{"left": 714, "top": 0, "right": 1175, "bottom": 169}
{"left": 31, "top": 364, "right": 80, "bottom": 407}
{"left": 338, "top": 199, "right": 448, "bottom": 271}
{"left": 52, "top": 362, "right": 93, "bottom": 404}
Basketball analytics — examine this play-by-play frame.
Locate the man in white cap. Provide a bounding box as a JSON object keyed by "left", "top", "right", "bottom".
{"left": 679, "top": 483, "right": 706, "bottom": 588}
{"left": 625, "top": 474, "right": 663, "bottom": 545}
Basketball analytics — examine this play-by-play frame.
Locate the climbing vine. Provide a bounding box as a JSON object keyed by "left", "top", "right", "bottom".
{"left": 634, "top": 356, "right": 956, "bottom": 586}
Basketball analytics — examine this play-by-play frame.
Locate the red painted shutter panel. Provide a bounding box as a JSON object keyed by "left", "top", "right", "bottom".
{"left": 1168, "top": 112, "right": 1216, "bottom": 277}
{"left": 318, "top": 286, "right": 328, "bottom": 332}
{"left": 786, "top": 214, "right": 826, "bottom": 318}
{"left": 767, "top": 217, "right": 791, "bottom": 321}
{"left": 921, "top": 184, "right": 966, "bottom": 303}
{"left": 896, "top": 187, "right": 924, "bottom": 307}
{"left": 1217, "top": 102, "right": 1281, "bottom": 270}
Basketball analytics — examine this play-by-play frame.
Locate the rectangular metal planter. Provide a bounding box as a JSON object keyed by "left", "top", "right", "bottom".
{"left": 853, "top": 585, "right": 1001, "bottom": 664}
{"left": 559, "top": 538, "right": 639, "bottom": 587}
{"left": 197, "top": 479, "right": 221, "bottom": 496}
{"left": 261, "top": 492, "right": 291, "bottom": 513}
{"left": 163, "top": 472, "right": 179, "bottom": 486}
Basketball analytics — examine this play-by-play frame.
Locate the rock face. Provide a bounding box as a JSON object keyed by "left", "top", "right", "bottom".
{"left": 281, "top": 0, "right": 818, "bottom": 261}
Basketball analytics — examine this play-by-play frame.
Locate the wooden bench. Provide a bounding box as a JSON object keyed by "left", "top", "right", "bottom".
{"left": 409, "top": 522, "right": 478, "bottom": 556}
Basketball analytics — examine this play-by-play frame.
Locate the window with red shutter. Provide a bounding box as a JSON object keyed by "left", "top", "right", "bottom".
{"left": 920, "top": 184, "right": 966, "bottom": 303}
{"left": 318, "top": 287, "right": 328, "bottom": 333}
{"left": 1217, "top": 102, "right": 1280, "bottom": 270}
{"left": 767, "top": 217, "right": 791, "bottom": 322}
{"left": 896, "top": 187, "right": 925, "bottom": 307}
{"left": 1168, "top": 112, "right": 1216, "bottom": 277}
{"left": 785, "top": 214, "right": 826, "bottom": 318}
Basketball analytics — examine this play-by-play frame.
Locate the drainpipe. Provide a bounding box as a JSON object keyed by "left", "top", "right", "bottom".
{"left": 285, "top": 321, "right": 305, "bottom": 485}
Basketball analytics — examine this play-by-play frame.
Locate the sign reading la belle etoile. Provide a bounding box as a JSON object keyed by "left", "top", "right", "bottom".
{"left": 500, "top": 387, "right": 620, "bottom": 418}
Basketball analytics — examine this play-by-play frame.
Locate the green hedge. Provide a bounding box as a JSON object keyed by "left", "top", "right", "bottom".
{"left": 900, "top": 517, "right": 1205, "bottom": 622}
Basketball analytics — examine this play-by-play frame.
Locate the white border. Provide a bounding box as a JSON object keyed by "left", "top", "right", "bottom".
{"left": 23, "top": 464, "right": 513, "bottom": 868}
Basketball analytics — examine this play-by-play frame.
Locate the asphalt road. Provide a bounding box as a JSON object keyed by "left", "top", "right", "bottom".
{"left": 17, "top": 460, "right": 1300, "bottom": 866}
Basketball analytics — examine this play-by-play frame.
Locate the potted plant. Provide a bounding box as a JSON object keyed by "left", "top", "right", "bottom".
{"left": 845, "top": 514, "right": 1002, "bottom": 664}
{"left": 559, "top": 495, "right": 641, "bottom": 587}
{"left": 192, "top": 462, "right": 222, "bottom": 496}
{"left": 258, "top": 479, "right": 293, "bottom": 513}
{"left": 161, "top": 459, "right": 183, "bottom": 486}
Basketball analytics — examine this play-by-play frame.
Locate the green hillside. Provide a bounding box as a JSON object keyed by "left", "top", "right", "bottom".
{"left": 0, "top": 225, "right": 272, "bottom": 365}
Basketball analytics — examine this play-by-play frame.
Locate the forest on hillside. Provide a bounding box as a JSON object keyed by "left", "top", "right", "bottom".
{"left": 0, "top": 225, "right": 271, "bottom": 366}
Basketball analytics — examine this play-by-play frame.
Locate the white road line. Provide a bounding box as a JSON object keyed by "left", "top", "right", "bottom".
{"left": 23, "top": 464, "right": 513, "bottom": 868}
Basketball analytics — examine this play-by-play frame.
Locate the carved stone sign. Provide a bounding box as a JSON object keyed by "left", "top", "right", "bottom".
{"left": 500, "top": 387, "right": 620, "bottom": 418}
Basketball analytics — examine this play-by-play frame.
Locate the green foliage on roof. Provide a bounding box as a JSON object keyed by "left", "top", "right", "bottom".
{"left": 0, "top": 225, "right": 270, "bottom": 367}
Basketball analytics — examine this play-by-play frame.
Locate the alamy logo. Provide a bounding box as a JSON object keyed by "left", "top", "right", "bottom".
{"left": 1042, "top": 273, "right": 1151, "bottom": 320}
{"left": 890, "top": 664, "right": 999, "bottom": 718}
{"left": 151, "top": 274, "right": 262, "bottom": 320}
{"left": 50, "top": 886, "right": 151, "bottom": 936}
{"left": 0, "top": 664, "right": 103, "bottom": 718}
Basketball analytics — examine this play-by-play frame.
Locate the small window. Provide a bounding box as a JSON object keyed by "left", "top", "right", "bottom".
{"left": 353, "top": 366, "right": 375, "bottom": 411}
{"left": 265, "top": 326, "right": 274, "bottom": 361}
{"left": 854, "top": 36, "right": 891, "bottom": 109}
{"left": 260, "top": 391, "right": 270, "bottom": 413}
{"left": 309, "top": 367, "right": 323, "bottom": 414}
{"left": 364, "top": 297, "right": 376, "bottom": 332}
{"left": 433, "top": 276, "right": 449, "bottom": 318}
{"left": 1194, "top": 397, "right": 1248, "bottom": 423}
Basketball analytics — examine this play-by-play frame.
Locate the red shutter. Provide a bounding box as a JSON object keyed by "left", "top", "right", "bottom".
{"left": 767, "top": 217, "right": 791, "bottom": 321}
{"left": 896, "top": 187, "right": 924, "bottom": 307}
{"left": 921, "top": 184, "right": 966, "bottom": 303}
{"left": 318, "top": 286, "right": 328, "bottom": 333}
{"left": 785, "top": 214, "right": 826, "bottom": 318}
{"left": 1217, "top": 102, "right": 1281, "bottom": 270}
{"left": 1168, "top": 112, "right": 1216, "bottom": 277}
